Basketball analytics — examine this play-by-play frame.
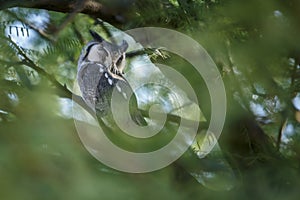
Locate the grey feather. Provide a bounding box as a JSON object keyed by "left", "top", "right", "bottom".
{"left": 77, "top": 30, "right": 146, "bottom": 126}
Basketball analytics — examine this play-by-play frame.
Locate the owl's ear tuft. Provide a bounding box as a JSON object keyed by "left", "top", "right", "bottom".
{"left": 89, "top": 30, "right": 104, "bottom": 42}
{"left": 120, "top": 40, "right": 128, "bottom": 52}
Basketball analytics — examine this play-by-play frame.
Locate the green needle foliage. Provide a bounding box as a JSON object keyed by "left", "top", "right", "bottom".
{"left": 0, "top": 1, "right": 300, "bottom": 199}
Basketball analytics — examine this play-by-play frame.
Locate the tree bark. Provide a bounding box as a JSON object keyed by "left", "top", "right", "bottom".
{"left": 0, "top": 0, "right": 132, "bottom": 24}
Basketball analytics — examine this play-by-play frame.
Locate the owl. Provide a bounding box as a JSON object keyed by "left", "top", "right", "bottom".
{"left": 77, "top": 30, "right": 146, "bottom": 126}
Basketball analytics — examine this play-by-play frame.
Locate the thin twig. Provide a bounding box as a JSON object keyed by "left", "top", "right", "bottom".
{"left": 126, "top": 47, "right": 168, "bottom": 59}
{"left": 51, "top": 0, "right": 87, "bottom": 39}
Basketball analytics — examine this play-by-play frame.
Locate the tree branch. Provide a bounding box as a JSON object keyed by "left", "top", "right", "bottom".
{"left": 0, "top": 0, "right": 132, "bottom": 24}
{"left": 4, "top": 35, "right": 207, "bottom": 131}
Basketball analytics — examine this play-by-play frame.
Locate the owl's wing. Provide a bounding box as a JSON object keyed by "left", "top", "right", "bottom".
{"left": 77, "top": 62, "right": 105, "bottom": 110}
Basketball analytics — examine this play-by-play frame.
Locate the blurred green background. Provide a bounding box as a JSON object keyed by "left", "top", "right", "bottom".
{"left": 1, "top": 0, "right": 300, "bottom": 199}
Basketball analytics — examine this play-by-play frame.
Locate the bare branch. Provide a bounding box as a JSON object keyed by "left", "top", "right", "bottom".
{"left": 50, "top": 0, "right": 86, "bottom": 38}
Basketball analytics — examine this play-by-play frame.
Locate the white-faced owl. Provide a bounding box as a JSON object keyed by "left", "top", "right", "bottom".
{"left": 77, "top": 30, "right": 146, "bottom": 126}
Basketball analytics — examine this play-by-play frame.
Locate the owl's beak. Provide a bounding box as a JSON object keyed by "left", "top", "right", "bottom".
{"left": 117, "top": 64, "right": 125, "bottom": 74}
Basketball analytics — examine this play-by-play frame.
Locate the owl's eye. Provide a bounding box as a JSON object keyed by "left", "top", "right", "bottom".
{"left": 116, "top": 55, "right": 124, "bottom": 65}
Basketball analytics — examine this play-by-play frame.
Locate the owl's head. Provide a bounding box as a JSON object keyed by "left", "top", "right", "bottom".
{"left": 79, "top": 30, "right": 128, "bottom": 75}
